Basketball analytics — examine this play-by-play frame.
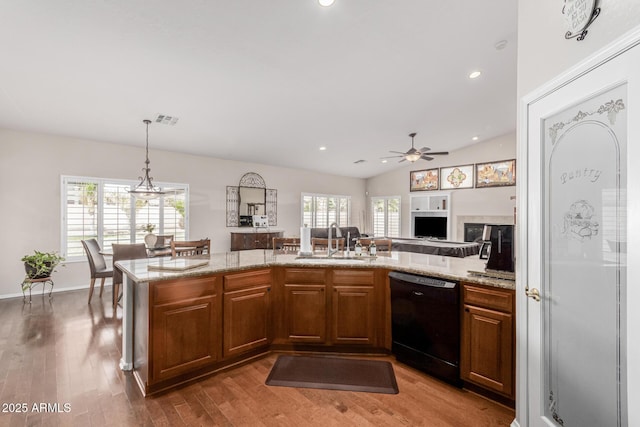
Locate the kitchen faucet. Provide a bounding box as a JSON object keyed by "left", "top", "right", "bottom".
{"left": 327, "top": 222, "right": 342, "bottom": 257}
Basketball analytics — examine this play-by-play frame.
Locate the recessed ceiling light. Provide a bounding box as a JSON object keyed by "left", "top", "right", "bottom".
{"left": 381, "top": 159, "right": 388, "bottom": 164}
{"left": 318, "top": 0, "right": 335, "bottom": 6}
{"left": 469, "top": 71, "right": 481, "bottom": 79}
{"left": 472, "top": 136, "right": 479, "bottom": 141}
{"left": 319, "top": 146, "right": 327, "bottom": 151}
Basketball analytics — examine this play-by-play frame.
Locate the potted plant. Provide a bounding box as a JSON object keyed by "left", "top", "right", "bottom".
{"left": 21, "top": 250, "right": 65, "bottom": 281}
{"left": 142, "top": 223, "right": 156, "bottom": 234}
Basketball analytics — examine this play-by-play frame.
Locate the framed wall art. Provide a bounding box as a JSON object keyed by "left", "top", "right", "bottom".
{"left": 475, "top": 159, "right": 516, "bottom": 188}
{"left": 410, "top": 168, "right": 439, "bottom": 192}
{"left": 440, "top": 165, "right": 474, "bottom": 189}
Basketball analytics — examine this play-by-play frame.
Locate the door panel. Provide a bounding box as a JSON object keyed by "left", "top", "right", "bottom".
{"left": 523, "top": 40, "right": 638, "bottom": 426}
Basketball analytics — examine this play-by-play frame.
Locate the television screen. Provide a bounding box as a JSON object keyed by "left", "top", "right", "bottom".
{"left": 414, "top": 216, "right": 447, "bottom": 239}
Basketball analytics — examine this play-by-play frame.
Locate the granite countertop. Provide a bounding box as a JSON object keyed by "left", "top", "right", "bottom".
{"left": 116, "top": 250, "right": 515, "bottom": 290}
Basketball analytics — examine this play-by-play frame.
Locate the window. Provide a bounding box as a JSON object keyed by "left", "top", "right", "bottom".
{"left": 301, "top": 193, "right": 350, "bottom": 228}
{"left": 371, "top": 196, "right": 401, "bottom": 237}
{"left": 62, "top": 176, "right": 188, "bottom": 261}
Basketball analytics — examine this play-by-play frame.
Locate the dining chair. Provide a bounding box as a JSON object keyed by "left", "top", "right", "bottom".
{"left": 81, "top": 239, "right": 114, "bottom": 304}
{"left": 272, "top": 237, "right": 301, "bottom": 252}
{"left": 154, "top": 234, "right": 174, "bottom": 247}
{"left": 112, "top": 243, "right": 148, "bottom": 307}
{"left": 311, "top": 237, "right": 345, "bottom": 252}
{"left": 171, "top": 239, "right": 210, "bottom": 257}
{"left": 147, "top": 234, "right": 173, "bottom": 257}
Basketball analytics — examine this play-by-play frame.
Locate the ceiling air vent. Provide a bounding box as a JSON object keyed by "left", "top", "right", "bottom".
{"left": 155, "top": 114, "right": 179, "bottom": 125}
{"left": 353, "top": 159, "right": 366, "bottom": 164}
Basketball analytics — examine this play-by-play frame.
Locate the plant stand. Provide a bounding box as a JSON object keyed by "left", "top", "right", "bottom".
{"left": 21, "top": 276, "right": 54, "bottom": 303}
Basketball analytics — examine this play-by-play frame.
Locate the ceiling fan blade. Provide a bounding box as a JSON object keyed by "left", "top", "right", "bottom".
{"left": 398, "top": 158, "right": 407, "bottom": 163}
{"left": 420, "top": 155, "right": 434, "bottom": 161}
{"left": 388, "top": 150, "right": 407, "bottom": 155}
{"left": 425, "top": 151, "right": 449, "bottom": 155}
{"left": 417, "top": 147, "right": 431, "bottom": 153}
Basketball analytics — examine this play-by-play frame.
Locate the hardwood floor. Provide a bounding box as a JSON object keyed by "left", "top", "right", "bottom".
{"left": 0, "top": 288, "right": 514, "bottom": 426}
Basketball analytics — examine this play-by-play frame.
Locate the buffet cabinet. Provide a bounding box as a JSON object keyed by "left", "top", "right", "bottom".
{"left": 230, "top": 230, "right": 283, "bottom": 251}
{"left": 460, "top": 282, "right": 515, "bottom": 401}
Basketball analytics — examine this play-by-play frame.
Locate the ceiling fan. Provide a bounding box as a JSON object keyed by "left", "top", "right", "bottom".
{"left": 382, "top": 132, "right": 449, "bottom": 163}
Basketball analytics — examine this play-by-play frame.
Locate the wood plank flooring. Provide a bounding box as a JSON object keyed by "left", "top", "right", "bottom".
{"left": 0, "top": 288, "right": 515, "bottom": 426}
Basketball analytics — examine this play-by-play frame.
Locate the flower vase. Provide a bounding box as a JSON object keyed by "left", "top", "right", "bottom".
{"left": 144, "top": 233, "right": 158, "bottom": 248}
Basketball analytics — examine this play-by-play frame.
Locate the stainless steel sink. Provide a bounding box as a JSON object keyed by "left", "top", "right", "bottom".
{"left": 294, "top": 256, "right": 369, "bottom": 263}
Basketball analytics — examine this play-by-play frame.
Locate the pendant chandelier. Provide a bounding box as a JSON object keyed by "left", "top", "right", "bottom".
{"left": 128, "top": 119, "right": 165, "bottom": 200}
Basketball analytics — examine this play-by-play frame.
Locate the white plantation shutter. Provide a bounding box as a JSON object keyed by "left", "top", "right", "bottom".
{"left": 371, "top": 196, "right": 401, "bottom": 238}
{"left": 62, "top": 176, "right": 189, "bottom": 261}
{"left": 103, "top": 183, "right": 134, "bottom": 247}
{"left": 387, "top": 197, "right": 401, "bottom": 237}
{"left": 300, "top": 193, "right": 351, "bottom": 228}
{"left": 63, "top": 178, "right": 100, "bottom": 259}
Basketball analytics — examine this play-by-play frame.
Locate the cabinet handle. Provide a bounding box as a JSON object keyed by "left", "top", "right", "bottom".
{"left": 464, "top": 307, "right": 469, "bottom": 312}
{"left": 525, "top": 286, "right": 541, "bottom": 302}
{"left": 412, "top": 291, "right": 424, "bottom": 297}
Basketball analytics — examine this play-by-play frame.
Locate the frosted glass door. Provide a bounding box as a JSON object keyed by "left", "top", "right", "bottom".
{"left": 542, "top": 84, "right": 627, "bottom": 426}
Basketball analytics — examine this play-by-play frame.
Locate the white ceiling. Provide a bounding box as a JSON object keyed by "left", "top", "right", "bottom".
{"left": 0, "top": 1, "right": 517, "bottom": 179}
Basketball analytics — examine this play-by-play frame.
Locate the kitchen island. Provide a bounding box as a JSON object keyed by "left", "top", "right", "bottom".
{"left": 116, "top": 250, "right": 515, "bottom": 399}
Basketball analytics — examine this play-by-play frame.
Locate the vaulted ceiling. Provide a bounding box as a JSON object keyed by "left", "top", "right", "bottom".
{"left": 0, "top": 1, "right": 517, "bottom": 178}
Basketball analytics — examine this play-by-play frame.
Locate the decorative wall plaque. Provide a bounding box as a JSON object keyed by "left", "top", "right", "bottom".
{"left": 563, "top": 0, "right": 600, "bottom": 41}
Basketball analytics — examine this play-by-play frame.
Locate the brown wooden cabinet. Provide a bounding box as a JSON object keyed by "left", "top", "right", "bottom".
{"left": 461, "top": 283, "right": 515, "bottom": 399}
{"left": 223, "top": 269, "right": 271, "bottom": 358}
{"left": 230, "top": 231, "right": 283, "bottom": 251}
{"left": 282, "top": 268, "right": 327, "bottom": 343}
{"left": 331, "top": 270, "right": 376, "bottom": 345}
{"left": 274, "top": 267, "right": 382, "bottom": 348}
{"left": 150, "top": 276, "right": 221, "bottom": 384}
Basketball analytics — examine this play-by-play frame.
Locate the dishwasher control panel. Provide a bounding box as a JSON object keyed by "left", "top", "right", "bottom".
{"left": 389, "top": 271, "right": 456, "bottom": 288}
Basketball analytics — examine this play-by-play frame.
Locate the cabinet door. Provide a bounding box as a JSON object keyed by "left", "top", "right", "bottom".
{"left": 151, "top": 294, "right": 218, "bottom": 382}
{"left": 461, "top": 304, "right": 514, "bottom": 397}
{"left": 284, "top": 284, "right": 327, "bottom": 343}
{"left": 223, "top": 285, "right": 270, "bottom": 358}
{"left": 332, "top": 285, "right": 375, "bottom": 345}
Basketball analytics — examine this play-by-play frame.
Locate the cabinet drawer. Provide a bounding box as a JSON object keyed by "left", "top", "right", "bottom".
{"left": 332, "top": 269, "right": 374, "bottom": 285}
{"left": 153, "top": 276, "right": 218, "bottom": 305}
{"left": 284, "top": 268, "right": 326, "bottom": 284}
{"left": 224, "top": 269, "right": 271, "bottom": 291}
{"left": 463, "top": 284, "right": 513, "bottom": 313}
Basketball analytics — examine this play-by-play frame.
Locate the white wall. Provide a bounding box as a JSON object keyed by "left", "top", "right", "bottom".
{"left": 366, "top": 133, "right": 516, "bottom": 240}
{"left": 518, "top": 0, "right": 640, "bottom": 97}
{"left": 0, "top": 128, "right": 365, "bottom": 298}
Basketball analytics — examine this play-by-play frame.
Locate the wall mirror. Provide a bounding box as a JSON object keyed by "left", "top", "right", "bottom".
{"left": 226, "top": 172, "right": 277, "bottom": 227}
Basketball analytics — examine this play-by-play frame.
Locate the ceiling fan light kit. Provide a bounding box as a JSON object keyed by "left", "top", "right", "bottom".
{"left": 381, "top": 132, "right": 449, "bottom": 163}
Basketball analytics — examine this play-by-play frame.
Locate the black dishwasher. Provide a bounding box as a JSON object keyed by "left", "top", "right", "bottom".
{"left": 389, "top": 271, "right": 461, "bottom": 386}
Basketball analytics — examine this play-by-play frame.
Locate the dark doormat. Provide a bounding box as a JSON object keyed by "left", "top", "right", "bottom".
{"left": 265, "top": 355, "right": 399, "bottom": 394}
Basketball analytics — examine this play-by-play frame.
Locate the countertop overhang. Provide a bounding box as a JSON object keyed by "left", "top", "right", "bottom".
{"left": 115, "top": 250, "right": 515, "bottom": 290}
